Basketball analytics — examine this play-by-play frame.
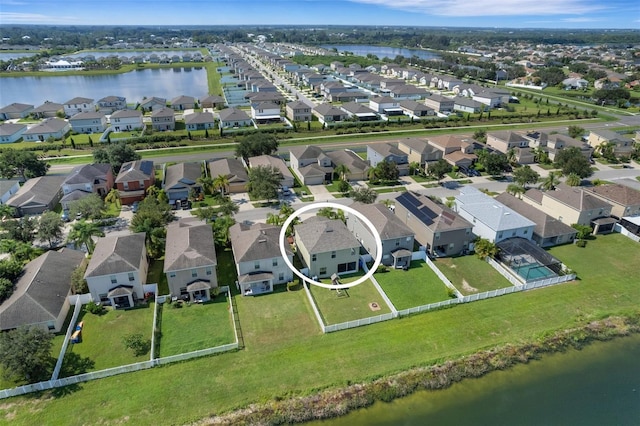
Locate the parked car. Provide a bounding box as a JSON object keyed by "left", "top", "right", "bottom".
{"left": 131, "top": 201, "right": 139, "bottom": 213}
{"left": 61, "top": 212, "right": 70, "bottom": 222}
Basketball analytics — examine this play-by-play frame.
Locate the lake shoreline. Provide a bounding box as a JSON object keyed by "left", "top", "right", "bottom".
{"left": 197, "top": 312, "right": 640, "bottom": 425}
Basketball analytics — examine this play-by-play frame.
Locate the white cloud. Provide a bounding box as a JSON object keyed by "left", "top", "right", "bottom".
{"left": 349, "top": 0, "right": 606, "bottom": 17}
{"left": 562, "top": 17, "right": 598, "bottom": 22}
{"left": 0, "top": 12, "right": 79, "bottom": 23}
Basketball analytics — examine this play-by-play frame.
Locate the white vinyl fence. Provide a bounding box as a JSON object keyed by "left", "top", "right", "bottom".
{"left": 51, "top": 296, "right": 84, "bottom": 380}
{"left": 302, "top": 281, "right": 328, "bottom": 333}
{"left": 615, "top": 224, "right": 640, "bottom": 242}
{"left": 324, "top": 313, "right": 396, "bottom": 333}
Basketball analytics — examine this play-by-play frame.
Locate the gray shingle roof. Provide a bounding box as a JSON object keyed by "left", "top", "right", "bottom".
{"left": 164, "top": 162, "right": 202, "bottom": 190}
{"left": 294, "top": 217, "right": 360, "bottom": 254}
{"left": 85, "top": 233, "right": 146, "bottom": 278}
{"left": 0, "top": 102, "right": 33, "bottom": 114}
{"left": 350, "top": 202, "right": 414, "bottom": 240}
{"left": 32, "top": 102, "right": 63, "bottom": 114}
{"left": 0, "top": 123, "right": 27, "bottom": 136}
{"left": 535, "top": 183, "right": 612, "bottom": 211}
{"left": 218, "top": 107, "right": 250, "bottom": 121}
{"left": 230, "top": 223, "right": 292, "bottom": 263}
{"left": 115, "top": 160, "right": 154, "bottom": 183}
{"left": 290, "top": 145, "right": 325, "bottom": 161}
{"left": 184, "top": 112, "right": 215, "bottom": 125}
{"left": 584, "top": 184, "right": 640, "bottom": 207}
{"left": 495, "top": 193, "right": 578, "bottom": 239}
{"left": 64, "top": 163, "right": 111, "bottom": 185}
{"left": 23, "top": 118, "right": 68, "bottom": 134}
{"left": 110, "top": 109, "right": 142, "bottom": 119}
{"left": 69, "top": 111, "right": 106, "bottom": 121}
{"left": 369, "top": 143, "right": 406, "bottom": 158}
{"left": 7, "top": 176, "right": 64, "bottom": 209}
{"left": 151, "top": 107, "right": 175, "bottom": 118}
{"left": 325, "top": 150, "right": 369, "bottom": 173}
{"left": 164, "top": 219, "right": 216, "bottom": 272}
{"left": 64, "top": 97, "right": 94, "bottom": 104}
{"left": 208, "top": 158, "right": 248, "bottom": 184}
{"left": 0, "top": 249, "right": 85, "bottom": 331}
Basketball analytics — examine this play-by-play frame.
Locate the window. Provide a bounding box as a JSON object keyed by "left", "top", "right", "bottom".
{"left": 110, "top": 275, "right": 117, "bottom": 284}
{"left": 331, "top": 251, "right": 336, "bottom": 259}
{"left": 319, "top": 267, "right": 327, "bottom": 275}
{"left": 272, "top": 258, "right": 278, "bottom": 266}
{"left": 498, "top": 232, "right": 503, "bottom": 239}
{"left": 512, "top": 231, "right": 516, "bottom": 237}
{"left": 279, "top": 272, "right": 284, "bottom": 281}
{"left": 47, "top": 323, "right": 55, "bottom": 331}
{"left": 312, "top": 254, "right": 316, "bottom": 262}
{"left": 99, "top": 293, "right": 108, "bottom": 303}
{"left": 169, "top": 272, "right": 176, "bottom": 278}
{"left": 395, "top": 239, "right": 400, "bottom": 247}
{"left": 128, "top": 272, "right": 135, "bottom": 282}
{"left": 466, "top": 228, "right": 471, "bottom": 235}
{"left": 123, "top": 181, "right": 129, "bottom": 190}
{"left": 191, "top": 269, "right": 197, "bottom": 278}
{"left": 205, "top": 267, "right": 212, "bottom": 276}
{"left": 435, "top": 233, "right": 440, "bottom": 240}
{"left": 254, "top": 261, "right": 260, "bottom": 270}
{"left": 524, "top": 229, "right": 528, "bottom": 234}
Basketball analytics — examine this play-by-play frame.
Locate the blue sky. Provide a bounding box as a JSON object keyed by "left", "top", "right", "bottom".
{"left": 0, "top": 0, "right": 637, "bottom": 29}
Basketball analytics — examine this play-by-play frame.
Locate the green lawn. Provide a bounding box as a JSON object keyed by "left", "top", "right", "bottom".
{"left": 158, "top": 297, "right": 235, "bottom": 357}
{"left": 434, "top": 255, "right": 514, "bottom": 295}
{"left": 3, "top": 235, "right": 640, "bottom": 426}
{"left": 146, "top": 259, "right": 169, "bottom": 295}
{"left": 0, "top": 333, "right": 66, "bottom": 390}
{"left": 309, "top": 277, "right": 391, "bottom": 325}
{"left": 61, "top": 304, "right": 155, "bottom": 374}
{"left": 409, "top": 175, "right": 437, "bottom": 183}
{"left": 375, "top": 260, "right": 452, "bottom": 309}
{"left": 324, "top": 179, "right": 350, "bottom": 193}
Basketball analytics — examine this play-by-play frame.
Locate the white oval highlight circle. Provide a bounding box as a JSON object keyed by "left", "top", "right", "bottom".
{"left": 279, "top": 202, "right": 383, "bottom": 289}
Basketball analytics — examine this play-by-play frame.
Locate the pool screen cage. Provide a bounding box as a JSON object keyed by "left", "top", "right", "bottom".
{"left": 496, "top": 238, "right": 564, "bottom": 278}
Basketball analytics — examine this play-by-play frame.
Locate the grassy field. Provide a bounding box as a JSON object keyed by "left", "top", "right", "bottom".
{"left": 60, "top": 304, "right": 155, "bottom": 374}
{"left": 308, "top": 278, "right": 391, "bottom": 325}
{"left": 158, "top": 297, "right": 235, "bottom": 357}
{"left": 146, "top": 259, "right": 169, "bottom": 295}
{"left": 375, "top": 260, "right": 452, "bottom": 309}
{"left": 434, "top": 255, "right": 514, "bottom": 295}
{"left": 2, "top": 234, "right": 640, "bottom": 425}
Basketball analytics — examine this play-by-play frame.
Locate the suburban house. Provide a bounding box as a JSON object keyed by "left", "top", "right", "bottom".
{"left": 7, "top": 176, "right": 64, "bottom": 216}
{"left": 200, "top": 94, "right": 226, "bottom": 109}
{"left": 248, "top": 154, "right": 294, "bottom": 188}
{"left": 455, "top": 186, "right": 535, "bottom": 243}
{"left": 285, "top": 100, "right": 312, "bottom": 122}
{"left": 245, "top": 91, "right": 286, "bottom": 105}
{"left": 229, "top": 223, "right": 294, "bottom": 296}
{"left": 369, "top": 96, "right": 402, "bottom": 115}
{"left": 325, "top": 149, "right": 370, "bottom": 181}
{"left": 170, "top": 95, "right": 197, "bottom": 111}
{"left": 115, "top": 160, "right": 155, "bottom": 205}
{"left": 163, "top": 162, "right": 203, "bottom": 203}
{"left": 397, "top": 138, "right": 442, "bottom": 166}
{"left": 340, "top": 102, "right": 378, "bottom": 121}
{"left": 84, "top": 233, "right": 148, "bottom": 309}
{"left": 0, "top": 179, "right": 20, "bottom": 205}
{"left": 367, "top": 143, "right": 409, "bottom": 175}
{"left": 0, "top": 249, "right": 85, "bottom": 332}
{"left": 587, "top": 129, "right": 634, "bottom": 157}
{"left": 473, "top": 89, "right": 507, "bottom": 108}
{"left": 151, "top": 107, "right": 176, "bottom": 131}
{"left": 388, "top": 85, "right": 429, "bottom": 100}
{"left": 495, "top": 193, "right": 578, "bottom": 247}
{"left": 69, "top": 111, "right": 108, "bottom": 134}
{"left": 347, "top": 202, "right": 415, "bottom": 268}
{"left": 453, "top": 97, "right": 485, "bottom": 113}
{"left": 110, "top": 109, "right": 144, "bottom": 132}
{"left": 294, "top": 217, "right": 361, "bottom": 279}
{"left": 60, "top": 163, "right": 114, "bottom": 209}
{"left": 399, "top": 99, "right": 435, "bottom": 118}
{"left": 583, "top": 184, "right": 640, "bottom": 219}
{"left": 97, "top": 96, "right": 127, "bottom": 114}
{"left": 0, "top": 123, "right": 27, "bottom": 143}
{"left": 562, "top": 77, "right": 588, "bottom": 90}
{"left": 139, "top": 97, "right": 167, "bottom": 112}
{"left": 522, "top": 184, "right": 614, "bottom": 232}
{"left": 164, "top": 218, "right": 217, "bottom": 302}
{"left": 426, "top": 134, "right": 479, "bottom": 168}
{"left": 23, "top": 118, "right": 70, "bottom": 142}
{"left": 31, "top": 101, "right": 64, "bottom": 119}
{"left": 63, "top": 97, "right": 95, "bottom": 117}
{"left": 289, "top": 145, "right": 334, "bottom": 186}
{"left": 185, "top": 112, "right": 215, "bottom": 131}
{"left": 424, "top": 94, "right": 455, "bottom": 113}
{"left": 524, "top": 132, "right": 593, "bottom": 162}
{"left": 395, "top": 191, "right": 473, "bottom": 257}
{"left": 486, "top": 130, "right": 534, "bottom": 164}
{"left": 0, "top": 102, "right": 33, "bottom": 120}
{"left": 312, "top": 104, "right": 348, "bottom": 125}
{"left": 250, "top": 101, "right": 281, "bottom": 123}
{"left": 218, "top": 107, "right": 252, "bottom": 128}
{"left": 208, "top": 158, "right": 249, "bottom": 193}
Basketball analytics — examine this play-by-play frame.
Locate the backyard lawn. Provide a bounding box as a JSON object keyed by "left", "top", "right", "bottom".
{"left": 146, "top": 259, "right": 169, "bottom": 295}
{"left": 434, "top": 255, "right": 514, "bottom": 295}
{"left": 158, "top": 296, "right": 235, "bottom": 357}
{"left": 4, "top": 234, "right": 640, "bottom": 426}
{"left": 309, "top": 278, "right": 391, "bottom": 325}
{"left": 61, "top": 304, "right": 155, "bottom": 374}
{"left": 375, "top": 260, "right": 452, "bottom": 310}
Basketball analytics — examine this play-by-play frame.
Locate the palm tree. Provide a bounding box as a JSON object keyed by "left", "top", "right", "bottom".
{"left": 197, "top": 176, "right": 215, "bottom": 196}
{"left": 213, "top": 174, "right": 230, "bottom": 196}
{"left": 565, "top": 172, "right": 581, "bottom": 187}
{"left": 67, "top": 220, "right": 105, "bottom": 254}
{"left": 506, "top": 183, "right": 526, "bottom": 199}
{"left": 540, "top": 171, "right": 560, "bottom": 191}
{"left": 333, "top": 164, "right": 350, "bottom": 181}
{"left": 0, "top": 204, "right": 15, "bottom": 221}
{"left": 506, "top": 148, "right": 517, "bottom": 165}
{"left": 105, "top": 188, "right": 121, "bottom": 208}
{"left": 266, "top": 212, "right": 284, "bottom": 226}
{"left": 381, "top": 199, "right": 394, "bottom": 209}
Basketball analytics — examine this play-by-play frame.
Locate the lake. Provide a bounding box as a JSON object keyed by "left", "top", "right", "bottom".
{"left": 0, "top": 52, "right": 39, "bottom": 61}
{"left": 0, "top": 67, "right": 209, "bottom": 106}
{"left": 307, "top": 334, "right": 640, "bottom": 425}
{"left": 321, "top": 45, "right": 440, "bottom": 61}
